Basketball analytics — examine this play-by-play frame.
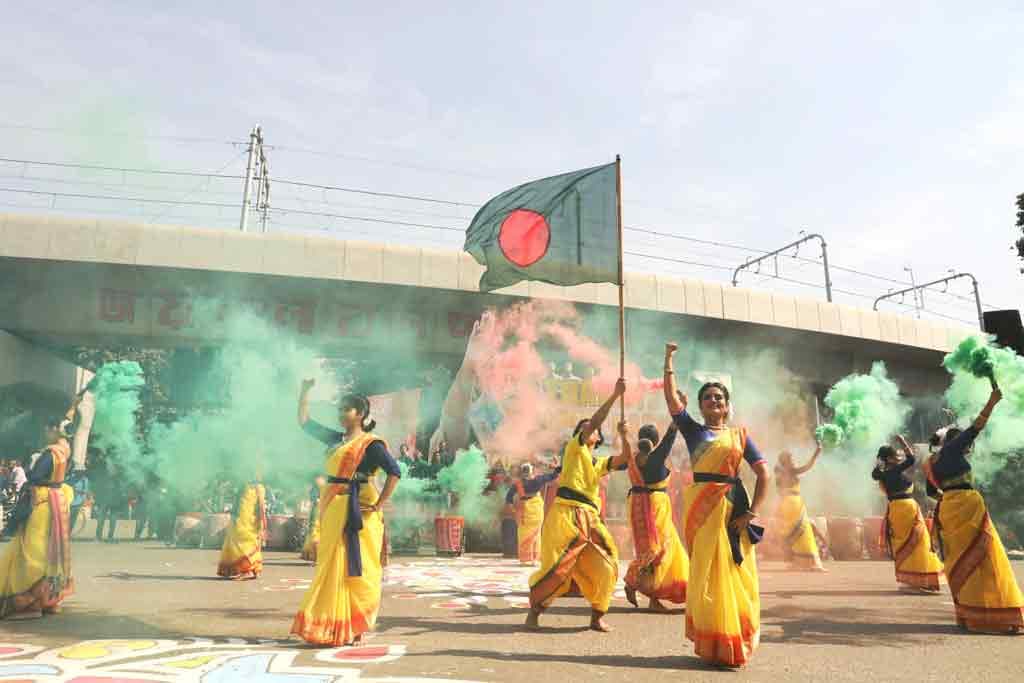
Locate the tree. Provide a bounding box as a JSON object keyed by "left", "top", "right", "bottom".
{"left": 1016, "top": 193, "right": 1024, "bottom": 273}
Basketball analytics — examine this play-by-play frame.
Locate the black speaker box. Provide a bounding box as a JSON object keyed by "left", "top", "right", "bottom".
{"left": 983, "top": 310, "right": 1024, "bottom": 355}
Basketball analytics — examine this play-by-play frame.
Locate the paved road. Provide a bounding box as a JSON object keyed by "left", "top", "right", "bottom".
{"left": 1, "top": 542, "right": 1022, "bottom": 682}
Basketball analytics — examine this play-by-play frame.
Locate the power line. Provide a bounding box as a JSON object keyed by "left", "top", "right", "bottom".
{"left": 267, "top": 205, "right": 464, "bottom": 233}
{"left": 0, "top": 187, "right": 239, "bottom": 209}
{"left": 272, "top": 178, "right": 479, "bottom": 208}
{"left": 0, "top": 123, "right": 237, "bottom": 146}
{"left": 0, "top": 157, "right": 245, "bottom": 180}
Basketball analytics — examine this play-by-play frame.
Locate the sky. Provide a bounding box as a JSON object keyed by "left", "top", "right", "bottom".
{"left": 1, "top": 0, "right": 1021, "bottom": 326}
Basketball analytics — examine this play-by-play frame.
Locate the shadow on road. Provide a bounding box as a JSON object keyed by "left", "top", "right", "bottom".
{"left": 0, "top": 608, "right": 179, "bottom": 640}
{"left": 98, "top": 572, "right": 223, "bottom": 582}
{"left": 378, "top": 614, "right": 591, "bottom": 637}
{"left": 762, "top": 603, "right": 960, "bottom": 646}
{"left": 405, "top": 648, "right": 709, "bottom": 672}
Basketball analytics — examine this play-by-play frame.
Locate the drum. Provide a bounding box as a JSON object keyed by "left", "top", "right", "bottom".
{"left": 173, "top": 513, "right": 203, "bottom": 547}
{"left": 288, "top": 514, "right": 308, "bottom": 552}
{"left": 434, "top": 515, "right": 465, "bottom": 556}
{"left": 827, "top": 517, "right": 866, "bottom": 560}
{"left": 266, "top": 514, "right": 293, "bottom": 550}
{"left": 863, "top": 515, "right": 889, "bottom": 560}
{"left": 200, "top": 513, "right": 231, "bottom": 548}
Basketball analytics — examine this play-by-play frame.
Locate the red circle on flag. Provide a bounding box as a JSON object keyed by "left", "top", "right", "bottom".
{"left": 498, "top": 209, "right": 550, "bottom": 267}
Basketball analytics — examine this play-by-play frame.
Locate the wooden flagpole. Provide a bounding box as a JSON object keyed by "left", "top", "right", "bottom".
{"left": 615, "top": 155, "right": 625, "bottom": 421}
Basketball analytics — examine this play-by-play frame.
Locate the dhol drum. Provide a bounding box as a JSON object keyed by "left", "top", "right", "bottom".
{"left": 200, "top": 513, "right": 231, "bottom": 548}
{"left": 173, "top": 513, "right": 204, "bottom": 547}
{"left": 289, "top": 514, "right": 309, "bottom": 553}
{"left": 827, "top": 517, "right": 866, "bottom": 561}
{"left": 265, "top": 514, "right": 294, "bottom": 551}
{"left": 434, "top": 515, "right": 465, "bottom": 557}
{"left": 863, "top": 515, "right": 889, "bottom": 560}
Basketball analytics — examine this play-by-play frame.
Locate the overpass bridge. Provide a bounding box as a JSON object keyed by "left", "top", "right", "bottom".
{"left": 0, "top": 212, "right": 973, "bottom": 396}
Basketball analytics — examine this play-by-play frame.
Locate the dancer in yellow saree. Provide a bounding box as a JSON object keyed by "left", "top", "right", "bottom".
{"left": 302, "top": 476, "right": 327, "bottom": 563}
{"left": 217, "top": 479, "right": 268, "bottom": 579}
{"left": 664, "top": 343, "right": 771, "bottom": 667}
{"left": 871, "top": 436, "right": 941, "bottom": 592}
{"left": 506, "top": 463, "right": 561, "bottom": 564}
{"left": 623, "top": 422, "right": 689, "bottom": 611}
{"left": 0, "top": 408, "right": 78, "bottom": 619}
{"left": 526, "top": 378, "right": 628, "bottom": 633}
{"left": 774, "top": 446, "right": 825, "bottom": 571}
{"left": 292, "top": 382, "right": 401, "bottom": 646}
{"left": 930, "top": 386, "right": 1023, "bottom": 633}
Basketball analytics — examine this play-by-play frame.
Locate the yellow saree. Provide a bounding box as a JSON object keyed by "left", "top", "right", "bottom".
{"left": 516, "top": 488, "right": 544, "bottom": 564}
{"left": 682, "top": 427, "right": 759, "bottom": 667}
{"left": 302, "top": 485, "right": 323, "bottom": 563}
{"left": 529, "top": 437, "right": 618, "bottom": 613}
{"left": 775, "top": 480, "right": 823, "bottom": 571}
{"left": 217, "top": 483, "right": 267, "bottom": 579}
{"left": 937, "top": 488, "right": 1023, "bottom": 633}
{"left": 0, "top": 442, "right": 74, "bottom": 618}
{"left": 292, "top": 432, "right": 386, "bottom": 646}
{"left": 624, "top": 456, "right": 688, "bottom": 605}
{"left": 883, "top": 491, "right": 941, "bottom": 591}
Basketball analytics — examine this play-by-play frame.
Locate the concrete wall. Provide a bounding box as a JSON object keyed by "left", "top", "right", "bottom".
{"left": 0, "top": 212, "right": 975, "bottom": 353}
{"left": 0, "top": 329, "right": 90, "bottom": 396}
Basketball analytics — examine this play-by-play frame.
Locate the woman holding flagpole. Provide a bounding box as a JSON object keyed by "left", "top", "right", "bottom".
{"left": 664, "top": 342, "right": 771, "bottom": 668}
{"left": 525, "top": 378, "right": 628, "bottom": 633}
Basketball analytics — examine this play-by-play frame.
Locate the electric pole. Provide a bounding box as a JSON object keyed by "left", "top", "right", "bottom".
{"left": 239, "top": 126, "right": 269, "bottom": 232}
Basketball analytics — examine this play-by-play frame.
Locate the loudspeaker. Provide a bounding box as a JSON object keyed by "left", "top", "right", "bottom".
{"left": 983, "top": 310, "right": 1024, "bottom": 355}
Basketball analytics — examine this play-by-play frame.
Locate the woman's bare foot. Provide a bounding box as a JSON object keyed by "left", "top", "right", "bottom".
{"left": 42, "top": 606, "right": 62, "bottom": 615}
{"left": 647, "top": 598, "right": 669, "bottom": 613}
{"left": 524, "top": 609, "right": 542, "bottom": 631}
{"left": 590, "top": 611, "right": 612, "bottom": 632}
{"left": 624, "top": 585, "right": 638, "bottom": 608}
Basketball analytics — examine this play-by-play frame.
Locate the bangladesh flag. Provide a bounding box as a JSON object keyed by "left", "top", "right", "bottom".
{"left": 464, "top": 162, "right": 620, "bottom": 292}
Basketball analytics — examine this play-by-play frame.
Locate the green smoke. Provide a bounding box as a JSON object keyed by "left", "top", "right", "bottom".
{"left": 815, "top": 361, "right": 909, "bottom": 453}
{"left": 89, "top": 360, "right": 146, "bottom": 484}
{"left": 437, "top": 446, "right": 494, "bottom": 521}
{"left": 814, "top": 423, "right": 843, "bottom": 449}
{"left": 144, "top": 310, "right": 334, "bottom": 503}
{"left": 943, "top": 335, "right": 1024, "bottom": 484}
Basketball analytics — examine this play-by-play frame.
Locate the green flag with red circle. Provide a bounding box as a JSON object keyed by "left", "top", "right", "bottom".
{"left": 463, "top": 162, "right": 620, "bottom": 292}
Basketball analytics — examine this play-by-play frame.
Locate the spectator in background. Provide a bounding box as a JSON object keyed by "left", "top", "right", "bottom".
{"left": 10, "top": 460, "right": 26, "bottom": 493}
{"left": 92, "top": 461, "right": 124, "bottom": 543}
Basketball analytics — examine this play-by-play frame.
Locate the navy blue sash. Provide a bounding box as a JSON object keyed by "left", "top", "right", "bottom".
{"left": 327, "top": 474, "right": 370, "bottom": 577}
{"left": 693, "top": 472, "right": 764, "bottom": 565}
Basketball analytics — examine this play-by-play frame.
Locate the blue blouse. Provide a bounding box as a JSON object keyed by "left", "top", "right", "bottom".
{"left": 505, "top": 470, "right": 560, "bottom": 504}
{"left": 671, "top": 409, "right": 765, "bottom": 466}
{"left": 302, "top": 419, "right": 402, "bottom": 477}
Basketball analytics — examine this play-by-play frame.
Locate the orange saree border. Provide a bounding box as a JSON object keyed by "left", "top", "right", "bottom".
{"left": 291, "top": 608, "right": 375, "bottom": 646}
{"left": 947, "top": 514, "right": 993, "bottom": 598}
{"left": 685, "top": 614, "right": 758, "bottom": 668}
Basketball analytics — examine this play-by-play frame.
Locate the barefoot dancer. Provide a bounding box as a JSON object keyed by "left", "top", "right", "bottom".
{"left": 217, "top": 474, "right": 268, "bottom": 580}
{"left": 622, "top": 422, "right": 689, "bottom": 611}
{"left": 0, "top": 398, "right": 79, "bottom": 619}
{"left": 292, "top": 380, "right": 402, "bottom": 646}
{"left": 927, "top": 386, "right": 1023, "bottom": 633}
{"left": 526, "top": 379, "right": 628, "bottom": 633}
{"left": 664, "top": 343, "right": 771, "bottom": 668}
{"left": 774, "top": 445, "right": 826, "bottom": 572}
{"left": 872, "top": 436, "right": 942, "bottom": 592}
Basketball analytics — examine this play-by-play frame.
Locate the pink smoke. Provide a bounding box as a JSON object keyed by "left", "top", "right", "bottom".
{"left": 540, "top": 323, "right": 662, "bottom": 406}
